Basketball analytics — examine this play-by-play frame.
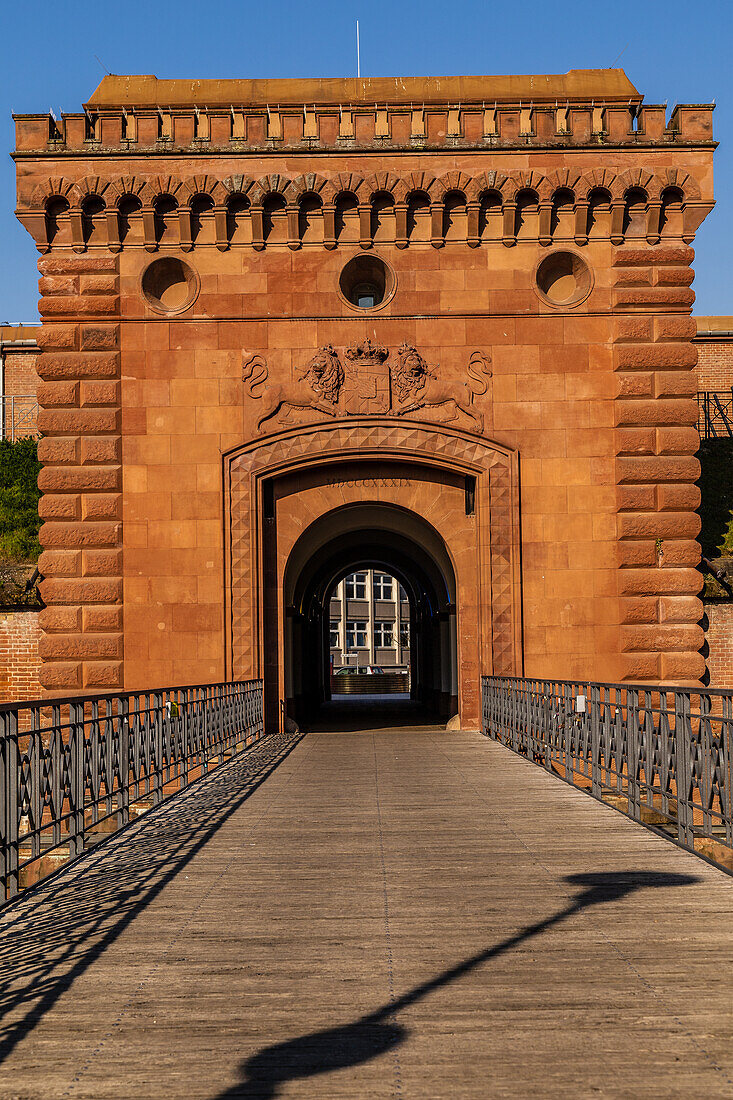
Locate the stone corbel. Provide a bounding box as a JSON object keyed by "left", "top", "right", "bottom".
{"left": 394, "top": 202, "right": 408, "bottom": 249}
{"left": 141, "top": 206, "right": 157, "bottom": 252}
{"left": 430, "top": 203, "right": 444, "bottom": 248}
{"left": 106, "top": 209, "right": 121, "bottom": 253}
{"left": 286, "top": 205, "right": 301, "bottom": 250}
{"left": 682, "top": 201, "right": 715, "bottom": 243}
{"left": 322, "top": 203, "right": 336, "bottom": 250}
{"left": 502, "top": 201, "right": 517, "bottom": 247}
{"left": 358, "top": 204, "right": 372, "bottom": 249}
{"left": 538, "top": 202, "right": 553, "bottom": 246}
{"left": 250, "top": 205, "right": 265, "bottom": 251}
{"left": 610, "top": 199, "right": 625, "bottom": 245}
{"left": 70, "top": 209, "right": 85, "bottom": 253}
{"left": 214, "top": 206, "right": 229, "bottom": 251}
{"left": 646, "top": 200, "right": 662, "bottom": 245}
{"left": 574, "top": 201, "right": 589, "bottom": 245}
{"left": 466, "top": 201, "right": 481, "bottom": 248}
{"left": 17, "top": 211, "right": 49, "bottom": 253}
{"left": 178, "top": 206, "right": 193, "bottom": 251}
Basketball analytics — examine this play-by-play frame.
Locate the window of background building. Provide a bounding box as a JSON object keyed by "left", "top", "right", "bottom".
{"left": 330, "top": 620, "right": 340, "bottom": 648}
{"left": 399, "top": 584, "right": 408, "bottom": 601}
{"left": 345, "top": 573, "right": 368, "bottom": 599}
{"left": 374, "top": 621, "right": 395, "bottom": 647}
{"left": 373, "top": 572, "right": 394, "bottom": 599}
{"left": 346, "top": 620, "right": 368, "bottom": 648}
{"left": 400, "top": 622, "right": 410, "bottom": 648}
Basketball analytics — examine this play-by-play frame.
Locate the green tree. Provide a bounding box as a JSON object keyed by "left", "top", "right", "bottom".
{"left": 0, "top": 438, "right": 41, "bottom": 561}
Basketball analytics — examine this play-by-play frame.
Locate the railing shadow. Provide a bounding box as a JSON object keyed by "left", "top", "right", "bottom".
{"left": 0, "top": 730, "right": 302, "bottom": 1064}
{"left": 215, "top": 870, "right": 699, "bottom": 1099}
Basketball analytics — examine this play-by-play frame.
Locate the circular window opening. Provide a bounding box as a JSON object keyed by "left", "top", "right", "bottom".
{"left": 535, "top": 251, "right": 593, "bottom": 308}
{"left": 141, "top": 257, "right": 199, "bottom": 314}
{"left": 339, "top": 255, "right": 394, "bottom": 310}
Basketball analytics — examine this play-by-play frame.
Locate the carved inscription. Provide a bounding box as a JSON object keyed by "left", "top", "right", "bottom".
{"left": 326, "top": 478, "right": 411, "bottom": 488}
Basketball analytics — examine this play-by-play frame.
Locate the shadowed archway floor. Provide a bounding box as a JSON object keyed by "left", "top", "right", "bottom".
{"left": 0, "top": 730, "right": 731, "bottom": 1098}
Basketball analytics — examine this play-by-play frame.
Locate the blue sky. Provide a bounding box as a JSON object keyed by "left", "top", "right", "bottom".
{"left": 1, "top": 0, "right": 730, "bottom": 320}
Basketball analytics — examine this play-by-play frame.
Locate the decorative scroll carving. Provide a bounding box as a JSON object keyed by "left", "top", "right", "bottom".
{"left": 391, "top": 345, "right": 492, "bottom": 432}
{"left": 244, "top": 346, "right": 344, "bottom": 432}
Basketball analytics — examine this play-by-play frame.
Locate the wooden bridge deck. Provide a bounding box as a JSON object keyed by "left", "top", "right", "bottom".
{"left": 0, "top": 727, "right": 732, "bottom": 1098}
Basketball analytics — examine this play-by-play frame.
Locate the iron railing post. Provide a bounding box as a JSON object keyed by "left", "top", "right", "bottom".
{"left": 153, "top": 692, "right": 164, "bottom": 806}
{"left": 590, "top": 684, "right": 601, "bottom": 798}
{"left": 70, "top": 701, "right": 85, "bottom": 858}
{"left": 675, "top": 690, "right": 693, "bottom": 849}
{"left": 118, "top": 695, "right": 130, "bottom": 829}
{"left": 0, "top": 707, "right": 19, "bottom": 900}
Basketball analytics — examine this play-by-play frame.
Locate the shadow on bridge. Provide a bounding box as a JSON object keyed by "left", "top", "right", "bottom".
{"left": 216, "top": 869, "right": 699, "bottom": 1100}
{"left": 0, "top": 731, "right": 303, "bottom": 1065}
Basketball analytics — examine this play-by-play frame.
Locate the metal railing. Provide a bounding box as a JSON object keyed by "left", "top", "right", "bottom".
{"left": 0, "top": 679, "right": 263, "bottom": 904}
{"left": 0, "top": 394, "right": 39, "bottom": 441}
{"left": 482, "top": 676, "right": 733, "bottom": 867}
{"left": 698, "top": 390, "right": 733, "bottom": 440}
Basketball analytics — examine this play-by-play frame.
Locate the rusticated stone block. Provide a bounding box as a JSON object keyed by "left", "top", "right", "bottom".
{"left": 657, "top": 483, "right": 700, "bottom": 511}
{"left": 613, "top": 246, "right": 694, "bottom": 267}
{"left": 618, "top": 511, "right": 700, "bottom": 540}
{"left": 80, "top": 437, "right": 121, "bottom": 464}
{"left": 616, "top": 455, "right": 700, "bottom": 483}
{"left": 619, "top": 597, "right": 658, "bottom": 624}
{"left": 653, "top": 372, "right": 698, "bottom": 398}
{"left": 619, "top": 568, "right": 703, "bottom": 596}
{"left": 38, "top": 255, "right": 118, "bottom": 275}
{"left": 37, "top": 380, "right": 79, "bottom": 407}
{"left": 81, "top": 326, "right": 118, "bottom": 351}
{"left": 655, "top": 427, "right": 701, "bottom": 455}
{"left": 615, "top": 428, "right": 656, "bottom": 455}
{"left": 38, "top": 276, "right": 77, "bottom": 297}
{"left": 36, "top": 325, "right": 78, "bottom": 350}
{"left": 82, "top": 606, "right": 123, "bottom": 632}
{"left": 615, "top": 317, "right": 652, "bottom": 343}
{"left": 82, "top": 661, "right": 123, "bottom": 689}
{"left": 660, "top": 651, "right": 706, "bottom": 682}
{"left": 79, "top": 381, "right": 120, "bottom": 407}
{"left": 79, "top": 274, "right": 119, "bottom": 295}
{"left": 617, "top": 485, "right": 656, "bottom": 511}
{"left": 39, "top": 577, "right": 122, "bottom": 605}
{"left": 615, "top": 398, "right": 698, "bottom": 427}
{"left": 38, "top": 408, "right": 120, "bottom": 435}
{"left": 37, "top": 436, "right": 80, "bottom": 465}
{"left": 618, "top": 540, "right": 701, "bottom": 568}
{"left": 38, "top": 550, "right": 81, "bottom": 576}
{"left": 38, "top": 633, "right": 122, "bottom": 660}
{"left": 659, "top": 595, "right": 704, "bottom": 623}
{"left": 614, "top": 287, "right": 695, "bottom": 308}
{"left": 81, "top": 494, "right": 121, "bottom": 520}
{"left": 617, "top": 374, "right": 653, "bottom": 398}
{"left": 38, "top": 352, "right": 120, "bottom": 380}
{"left": 654, "top": 316, "right": 697, "bottom": 342}
{"left": 618, "top": 653, "right": 661, "bottom": 681}
{"left": 621, "top": 623, "right": 704, "bottom": 652}
{"left": 39, "top": 606, "right": 82, "bottom": 633}
{"left": 615, "top": 344, "right": 697, "bottom": 370}
{"left": 38, "top": 466, "right": 121, "bottom": 494}
{"left": 81, "top": 549, "right": 123, "bottom": 576}
{"left": 39, "top": 521, "right": 120, "bottom": 549}
{"left": 655, "top": 267, "right": 695, "bottom": 287}
{"left": 38, "top": 661, "right": 82, "bottom": 690}
{"left": 38, "top": 495, "right": 81, "bottom": 521}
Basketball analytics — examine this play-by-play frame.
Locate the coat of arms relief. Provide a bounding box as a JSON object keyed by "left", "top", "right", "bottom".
{"left": 242, "top": 340, "right": 492, "bottom": 434}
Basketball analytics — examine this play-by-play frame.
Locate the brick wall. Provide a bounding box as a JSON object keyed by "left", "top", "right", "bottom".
{"left": 1, "top": 326, "right": 41, "bottom": 438}
{"left": 702, "top": 600, "right": 733, "bottom": 689}
{"left": 695, "top": 319, "right": 733, "bottom": 391}
{"left": 0, "top": 610, "right": 42, "bottom": 703}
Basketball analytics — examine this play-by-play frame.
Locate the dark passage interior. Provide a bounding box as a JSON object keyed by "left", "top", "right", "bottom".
{"left": 283, "top": 504, "right": 458, "bottom": 730}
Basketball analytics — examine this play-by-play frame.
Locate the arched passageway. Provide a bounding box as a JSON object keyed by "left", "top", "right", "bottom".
{"left": 283, "top": 504, "right": 458, "bottom": 727}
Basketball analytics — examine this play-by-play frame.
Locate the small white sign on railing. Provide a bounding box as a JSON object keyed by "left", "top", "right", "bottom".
{"left": 575, "top": 694, "right": 587, "bottom": 714}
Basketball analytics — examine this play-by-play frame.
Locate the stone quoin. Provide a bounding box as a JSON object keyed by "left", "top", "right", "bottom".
{"left": 12, "top": 69, "right": 716, "bottom": 728}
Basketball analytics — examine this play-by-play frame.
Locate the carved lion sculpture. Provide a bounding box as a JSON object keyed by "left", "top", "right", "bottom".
{"left": 243, "top": 346, "right": 345, "bottom": 432}
{"left": 391, "top": 345, "right": 492, "bottom": 432}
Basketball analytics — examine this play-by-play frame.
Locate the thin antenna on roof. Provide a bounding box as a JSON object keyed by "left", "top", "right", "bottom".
{"left": 356, "top": 20, "right": 361, "bottom": 79}
{"left": 610, "top": 44, "right": 628, "bottom": 68}
{"left": 94, "top": 54, "right": 111, "bottom": 76}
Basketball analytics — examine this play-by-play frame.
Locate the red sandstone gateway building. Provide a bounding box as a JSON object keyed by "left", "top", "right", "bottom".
{"left": 12, "top": 69, "right": 715, "bottom": 728}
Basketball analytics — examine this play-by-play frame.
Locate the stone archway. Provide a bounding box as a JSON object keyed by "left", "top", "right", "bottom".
{"left": 224, "top": 418, "right": 522, "bottom": 730}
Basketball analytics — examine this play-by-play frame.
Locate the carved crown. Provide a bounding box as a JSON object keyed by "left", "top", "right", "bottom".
{"left": 345, "top": 338, "right": 389, "bottom": 364}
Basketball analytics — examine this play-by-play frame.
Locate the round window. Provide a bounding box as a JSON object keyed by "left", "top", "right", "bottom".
{"left": 141, "top": 257, "right": 199, "bottom": 314}
{"left": 535, "top": 251, "right": 593, "bottom": 308}
{"left": 338, "top": 255, "right": 395, "bottom": 310}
